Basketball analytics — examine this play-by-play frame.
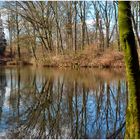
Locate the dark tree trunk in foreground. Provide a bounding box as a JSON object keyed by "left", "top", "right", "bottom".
{"left": 118, "top": 1, "right": 140, "bottom": 138}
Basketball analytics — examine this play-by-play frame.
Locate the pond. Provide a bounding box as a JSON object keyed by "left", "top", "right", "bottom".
{"left": 0, "top": 67, "right": 127, "bottom": 139}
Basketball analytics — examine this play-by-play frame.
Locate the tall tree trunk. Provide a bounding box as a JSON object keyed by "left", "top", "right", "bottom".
{"left": 113, "top": 2, "right": 120, "bottom": 51}
{"left": 118, "top": 1, "right": 140, "bottom": 138}
{"left": 82, "top": 1, "right": 86, "bottom": 49}
{"left": 8, "top": 13, "right": 13, "bottom": 60}
{"left": 55, "top": 1, "right": 59, "bottom": 55}
{"left": 16, "top": 2, "right": 21, "bottom": 60}
{"left": 50, "top": 3, "right": 64, "bottom": 54}
{"left": 66, "top": 2, "right": 73, "bottom": 51}
{"left": 74, "top": 1, "right": 77, "bottom": 53}
{"left": 131, "top": 14, "right": 140, "bottom": 48}
{"left": 105, "top": 1, "right": 110, "bottom": 48}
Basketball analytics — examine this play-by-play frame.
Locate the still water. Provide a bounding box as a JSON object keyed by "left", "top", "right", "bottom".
{"left": 0, "top": 67, "right": 127, "bottom": 139}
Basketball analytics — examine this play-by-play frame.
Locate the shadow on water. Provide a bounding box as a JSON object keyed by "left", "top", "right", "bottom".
{"left": 0, "top": 67, "right": 127, "bottom": 139}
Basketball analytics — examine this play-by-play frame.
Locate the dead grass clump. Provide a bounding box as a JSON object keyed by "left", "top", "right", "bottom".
{"left": 94, "top": 49, "right": 124, "bottom": 68}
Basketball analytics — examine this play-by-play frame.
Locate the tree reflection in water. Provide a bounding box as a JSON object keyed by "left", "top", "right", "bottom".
{"left": 0, "top": 68, "right": 127, "bottom": 139}
{"left": 0, "top": 68, "right": 6, "bottom": 130}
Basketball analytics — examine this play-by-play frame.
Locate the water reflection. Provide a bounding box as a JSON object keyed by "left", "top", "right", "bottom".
{"left": 0, "top": 68, "right": 6, "bottom": 129}
{"left": 0, "top": 67, "right": 127, "bottom": 139}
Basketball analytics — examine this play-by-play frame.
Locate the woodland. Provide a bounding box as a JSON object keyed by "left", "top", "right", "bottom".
{"left": 0, "top": 1, "right": 133, "bottom": 67}
{"left": 0, "top": 1, "right": 140, "bottom": 139}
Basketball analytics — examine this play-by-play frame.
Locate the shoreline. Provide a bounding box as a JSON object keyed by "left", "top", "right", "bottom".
{"left": 1, "top": 60, "right": 125, "bottom": 68}
{"left": 1, "top": 47, "right": 125, "bottom": 69}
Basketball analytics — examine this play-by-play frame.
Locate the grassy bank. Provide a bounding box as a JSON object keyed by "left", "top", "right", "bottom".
{"left": 32, "top": 46, "right": 124, "bottom": 68}
{"left": 3, "top": 46, "right": 125, "bottom": 68}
